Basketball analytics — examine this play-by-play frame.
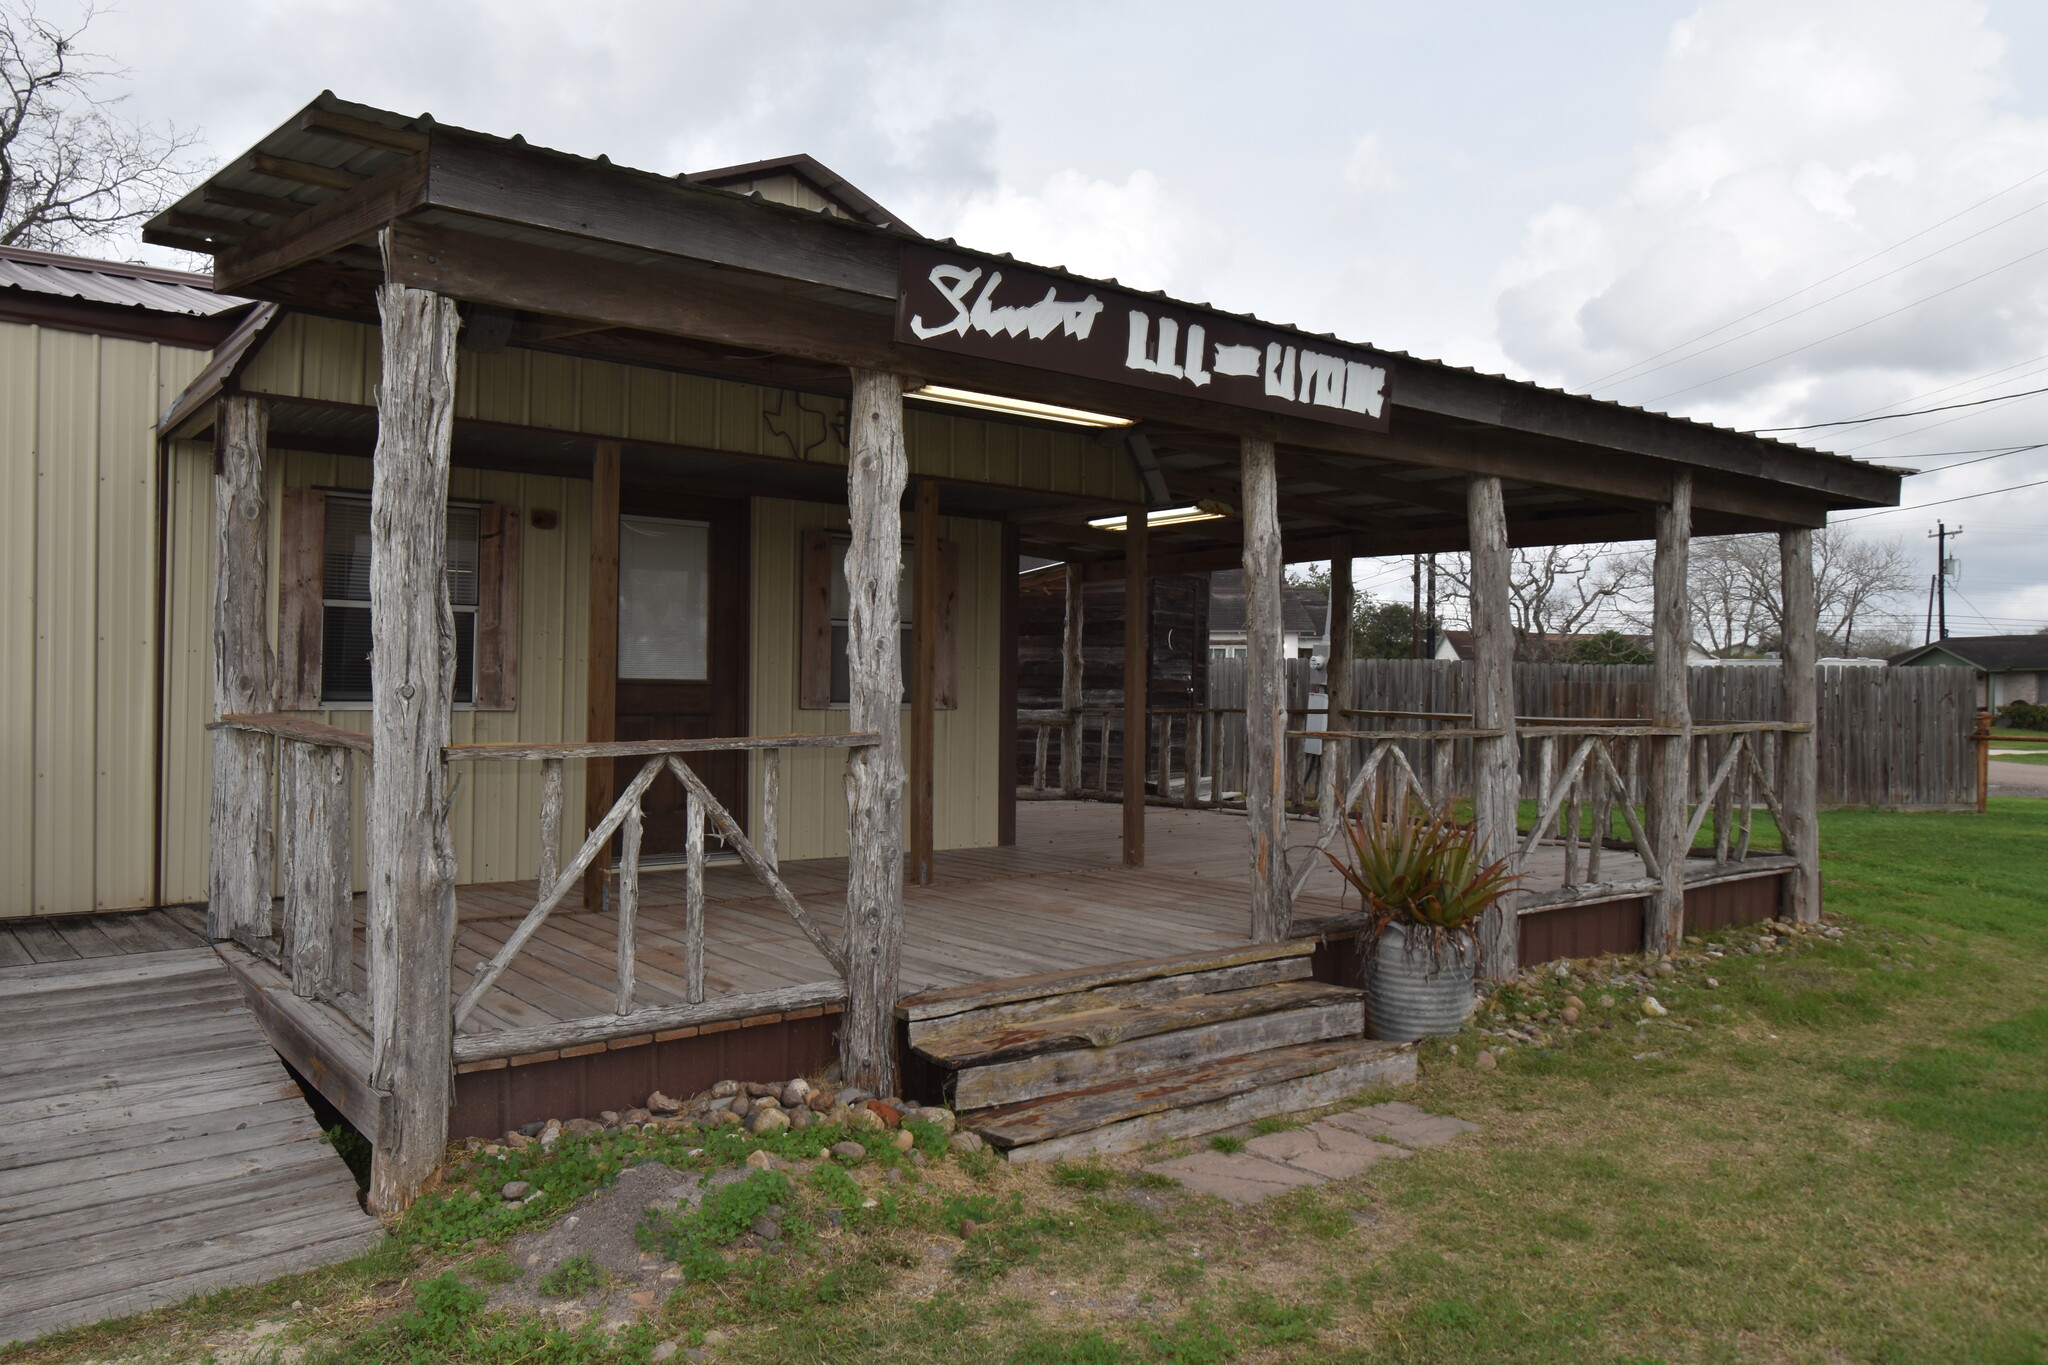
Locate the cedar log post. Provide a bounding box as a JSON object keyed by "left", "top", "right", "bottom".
{"left": 1645, "top": 471, "right": 1694, "bottom": 955}
{"left": 365, "top": 280, "right": 462, "bottom": 1213}
{"left": 1320, "top": 542, "right": 1355, "bottom": 844}
{"left": 583, "top": 441, "right": 622, "bottom": 909}
{"left": 209, "top": 394, "right": 274, "bottom": 943}
{"left": 1779, "top": 526, "right": 1821, "bottom": 921}
{"left": 1122, "top": 511, "right": 1149, "bottom": 866}
{"left": 281, "top": 742, "right": 352, "bottom": 999}
{"left": 1242, "top": 436, "right": 1290, "bottom": 941}
{"left": 842, "top": 369, "right": 909, "bottom": 1095}
{"left": 1061, "top": 563, "right": 1085, "bottom": 795}
{"left": 1466, "top": 476, "right": 1519, "bottom": 980}
{"left": 910, "top": 479, "right": 939, "bottom": 885}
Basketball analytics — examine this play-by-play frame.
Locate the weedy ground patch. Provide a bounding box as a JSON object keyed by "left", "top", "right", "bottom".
{"left": 5, "top": 802, "right": 2044, "bottom": 1365}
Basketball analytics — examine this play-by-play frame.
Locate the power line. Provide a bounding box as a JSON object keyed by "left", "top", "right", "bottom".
{"left": 1837, "top": 474, "right": 2048, "bottom": 521}
{"left": 1575, "top": 159, "right": 2048, "bottom": 393}
{"left": 1751, "top": 386, "right": 2048, "bottom": 432}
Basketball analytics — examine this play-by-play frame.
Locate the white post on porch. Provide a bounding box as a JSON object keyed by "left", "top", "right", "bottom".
{"left": 1645, "top": 471, "right": 1693, "bottom": 956}
{"left": 1319, "top": 541, "right": 1354, "bottom": 846}
{"left": 842, "top": 368, "right": 909, "bottom": 1095}
{"left": 1466, "top": 477, "right": 1520, "bottom": 979}
{"left": 208, "top": 394, "right": 275, "bottom": 943}
{"left": 364, "top": 279, "right": 462, "bottom": 1213}
{"left": 1061, "top": 562, "right": 1084, "bottom": 796}
{"left": 1242, "top": 436, "right": 1290, "bottom": 941}
{"left": 1779, "top": 527, "right": 1821, "bottom": 923}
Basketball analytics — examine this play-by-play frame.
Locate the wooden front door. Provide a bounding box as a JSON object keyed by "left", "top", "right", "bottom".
{"left": 611, "top": 494, "right": 749, "bottom": 858}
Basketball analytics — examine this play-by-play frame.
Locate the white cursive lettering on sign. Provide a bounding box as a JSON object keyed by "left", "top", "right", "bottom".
{"left": 910, "top": 265, "right": 1104, "bottom": 343}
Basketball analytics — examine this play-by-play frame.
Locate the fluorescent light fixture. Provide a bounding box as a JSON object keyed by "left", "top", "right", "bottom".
{"left": 908, "top": 385, "right": 1135, "bottom": 429}
{"left": 1087, "top": 502, "right": 1232, "bottom": 531}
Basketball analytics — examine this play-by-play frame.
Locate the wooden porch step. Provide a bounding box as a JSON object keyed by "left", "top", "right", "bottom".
{"left": 915, "top": 979, "right": 1361, "bottom": 1068}
{"left": 898, "top": 939, "right": 1315, "bottom": 1027}
{"left": 972, "top": 1037, "right": 1416, "bottom": 1163}
{"left": 949, "top": 988, "right": 1366, "bottom": 1111}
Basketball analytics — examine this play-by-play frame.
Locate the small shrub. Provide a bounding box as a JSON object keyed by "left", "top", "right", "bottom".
{"left": 1996, "top": 699, "right": 2048, "bottom": 731}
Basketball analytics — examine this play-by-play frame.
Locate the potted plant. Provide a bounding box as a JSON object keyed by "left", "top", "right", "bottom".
{"left": 1323, "top": 799, "right": 1519, "bottom": 1042}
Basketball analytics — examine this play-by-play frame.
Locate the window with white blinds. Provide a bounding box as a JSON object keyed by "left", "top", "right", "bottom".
{"left": 319, "top": 494, "right": 480, "bottom": 705}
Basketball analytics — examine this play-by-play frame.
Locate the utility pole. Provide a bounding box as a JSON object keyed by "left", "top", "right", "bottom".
{"left": 1426, "top": 553, "right": 1438, "bottom": 657}
{"left": 1928, "top": 522, "right": 1962, "bottom": 641}
{"left": 1410, "top": 554, "right": 1423, "bottom": 657}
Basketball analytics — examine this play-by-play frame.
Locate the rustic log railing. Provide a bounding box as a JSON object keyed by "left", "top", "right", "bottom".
{"left": 210, "top": 716, "right": 877, "bottom": 1052}
{"left": 214, "top": 715, "right": 370, "bottom": 1019}
{"left": 443, "top": 733, "right": 875, "bottom": 1031}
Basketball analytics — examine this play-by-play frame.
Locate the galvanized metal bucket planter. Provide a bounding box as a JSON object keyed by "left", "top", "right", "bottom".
{"left": 1364, "top": 922, "right": 1477, "bottom": 1042}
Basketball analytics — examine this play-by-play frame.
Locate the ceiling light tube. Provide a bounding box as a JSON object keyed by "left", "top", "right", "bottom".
{"left": 1087, "top": 503, "right": 1231, "bottom": 531}
{"left": 908, "top": 385, "right": 1135, "bottom": 429}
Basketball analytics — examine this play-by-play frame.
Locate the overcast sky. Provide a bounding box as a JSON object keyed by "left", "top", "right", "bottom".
{"left": 79, "top": 0, "right": 2048, "bottom": 641}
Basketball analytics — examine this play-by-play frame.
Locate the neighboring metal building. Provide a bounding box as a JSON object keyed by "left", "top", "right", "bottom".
{"left": 0, "top": 247, "right": 252, "bottom": 916}
{"left": 1890, "top": 634, "right": 2048, "bottom": 709}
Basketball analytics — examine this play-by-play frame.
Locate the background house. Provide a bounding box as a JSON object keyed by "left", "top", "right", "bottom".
{"left": 1890, "top": 634, "right": 2048, "bottom": 709}
{"left": 1208, "top": 569, "right": 1328, "bottom": 661}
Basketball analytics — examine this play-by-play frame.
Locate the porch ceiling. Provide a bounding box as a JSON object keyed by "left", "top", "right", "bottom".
{"left": 148, "top": 93, "right": 1904, "bottom": 555}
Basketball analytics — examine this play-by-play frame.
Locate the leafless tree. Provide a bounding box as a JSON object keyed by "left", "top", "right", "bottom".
{"left": 1, "top": 3, "right": 207, "bottom": 251}
{"left": 1617, "top": 528, "right": 1917, "bottom": 657}
{"left": 1440, "top": 544, "right": 1648, "bottom": 659}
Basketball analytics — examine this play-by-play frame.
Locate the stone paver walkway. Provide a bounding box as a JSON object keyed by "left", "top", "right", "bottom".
{"left": 1142, "top": 1101, "right": 1478, "bottom": 1204}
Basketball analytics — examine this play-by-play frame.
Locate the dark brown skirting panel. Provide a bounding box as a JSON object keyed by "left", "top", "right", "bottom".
{"left": 1517, "top": 872, "right": 1786, "bottom": 967}
{"left": 450, "top": 1008, "right": 839, "bottom": 1140}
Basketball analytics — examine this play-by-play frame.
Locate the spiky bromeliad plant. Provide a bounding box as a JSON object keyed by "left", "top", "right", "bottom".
{"left": 1323, "top": 799, "right": 1520, "bottom": 970}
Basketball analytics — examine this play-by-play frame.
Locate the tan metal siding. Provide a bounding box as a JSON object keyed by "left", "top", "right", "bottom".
{"left": 0, "top": 321, "right": 207, "bottom": 916}
{"left": 747, "top": 497, "right": 1000, "bottom": 862}
{"left": 0, "top": 325, "right": 36, "bottom": 912}
{"left": 158, "top": 439, "right": 215, "bottom": 904}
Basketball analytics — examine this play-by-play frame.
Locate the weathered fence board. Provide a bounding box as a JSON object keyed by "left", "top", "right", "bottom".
{"left": 1033, "top": 658, "right": 1974, "bottom": 812}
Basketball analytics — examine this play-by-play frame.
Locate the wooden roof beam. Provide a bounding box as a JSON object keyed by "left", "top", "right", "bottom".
{"left": 212, "top": 155, "right": 429, "bottom": 294}
{"left": 374, "top": 216, "right": 1846, "bottom": 526}
{"left": 298, "top": 108, "right": 429, "bottom": 156}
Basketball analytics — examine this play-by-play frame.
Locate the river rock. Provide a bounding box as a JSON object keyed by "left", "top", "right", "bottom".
{"left": 1475, "top": 1049, "right": 1497, "bottom": 1071}
{"left": 781, "top": 1079, "right": 812, "bottom": 1107}
{"left": 949, "top": 1131, "right": 986, "bottom": 1154}
{"left": 847, "top": 1106, "right": 886, "bottom": 1134}
{"left": 839, "top": 1087, "right": 874, "bottom": 1105}
{"left": 831, "top": 1141, "right": 866, "bottom": 1161}
{"left": 749, "top": 1107, "right": 791, "bottom": 1135}
{"left": 744, "top": 1081, "right": 780, "bottom": 1098}
{"left": 908, "top": 1107, "right": 957, "bottom": 1136}
{"left": 538, "top": 1119, "right": 563, "bottom": 1147}
{"left": 807, "top": 1088, "right": 836, "bottom": 1112}
{"left": 710, "top": 1080, "right": 739, "bottom": 1098}
{"left": 647, "top": 1091, "right": 682, "bottom": 1114}
{"left": 1641, "top": 996, "right": 1668, "bottom": 1017}
{"left": 788, "top": 1107, "right": 813, "bottom": 1130}
{"left": 867, "top": 1100, "right": 902, "bottom": 1128}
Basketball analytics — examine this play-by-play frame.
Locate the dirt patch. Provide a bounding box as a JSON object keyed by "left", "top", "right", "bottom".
{"left": 486, "top": 1160, "right": 711, "bottom": 1329}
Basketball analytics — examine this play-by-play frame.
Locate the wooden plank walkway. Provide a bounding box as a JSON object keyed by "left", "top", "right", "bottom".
{"left": 0, "top": 944, "right": 382, "bottom": 1345}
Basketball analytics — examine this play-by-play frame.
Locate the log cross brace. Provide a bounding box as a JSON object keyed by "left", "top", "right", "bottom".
{"left": 450, "top": 742, "right": 862, "bottom": 1031}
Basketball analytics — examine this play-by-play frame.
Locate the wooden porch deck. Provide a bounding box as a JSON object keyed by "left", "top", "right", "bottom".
{"left": 432, "top": 800, "right": 1673, "bottom": 1045}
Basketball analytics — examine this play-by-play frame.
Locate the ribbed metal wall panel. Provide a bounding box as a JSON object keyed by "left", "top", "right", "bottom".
{"left": 0, "top": 321, "right": 207, "bottom": 916}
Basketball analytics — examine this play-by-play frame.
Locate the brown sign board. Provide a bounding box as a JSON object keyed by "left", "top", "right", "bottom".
{"left": 892, "top": 242, "right": 1392, "bottom": 431}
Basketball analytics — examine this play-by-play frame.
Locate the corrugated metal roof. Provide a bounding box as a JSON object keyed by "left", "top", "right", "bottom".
{"left": 147, "top": 92, "right": 1904, "bottom": 489}
{"left": 0, "top": 244, "right": 250, "bottom": 317}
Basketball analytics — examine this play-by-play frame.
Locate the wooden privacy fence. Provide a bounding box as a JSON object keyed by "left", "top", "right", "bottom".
{"left": 209, "top": 715, "right": 874, "bottom": 1059}
{"left": 1019, "top": 660, "right": 1979, "bottom": 813}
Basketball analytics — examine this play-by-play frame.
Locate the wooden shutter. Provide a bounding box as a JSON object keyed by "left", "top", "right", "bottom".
{"left": 935, "top": 539, "right": 960, "bottom": 711}
{"left": 798, "top": 528, "right": 834, "bottom": 709}
{"left": 473, "top": 502, "right": 520, "bottom": 711}
{"left": 276, "top": 486, "right": 325, "bottom": 710}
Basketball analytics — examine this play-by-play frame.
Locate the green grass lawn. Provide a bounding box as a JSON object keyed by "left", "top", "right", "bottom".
{"left": 1994, "top": 752, "right": 2048, "bottom": 767}
{"left": 10, "top": 804, "right": 2046, "bottom": 1365}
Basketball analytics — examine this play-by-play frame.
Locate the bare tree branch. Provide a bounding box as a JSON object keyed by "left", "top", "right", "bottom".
{"left": 0, "top": 2, "right": 209, "bottom": 251}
